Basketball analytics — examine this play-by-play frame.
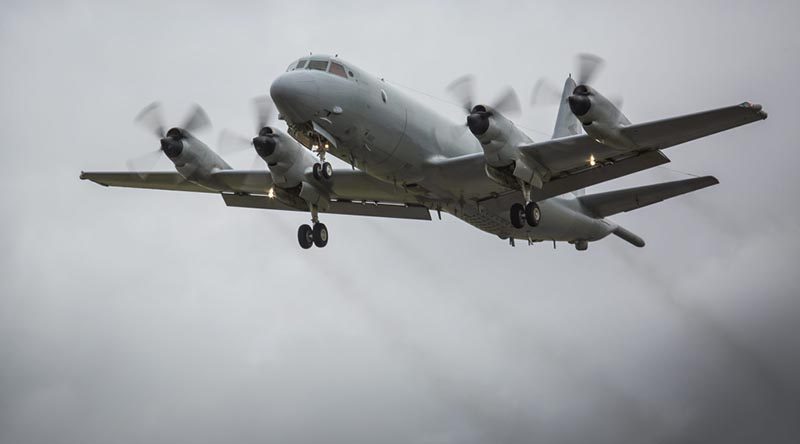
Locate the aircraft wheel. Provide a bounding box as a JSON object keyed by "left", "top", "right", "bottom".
{"left": 312, "top": 163, "right": 323, "bottom": 180}
{"left": 575, "top": 240, "right": 588, "bottom": 251}
{"left": 525, "top": 202, "right": 541, "bottom": 227}
{"left": 298, "top": 224, "right": 314, "bottom": 249}
{"left": 510, "top": 203, "right": 525, "bottom": 229}
{"left": 321, "top": 162, "right": 333, "bottom": 180}
{"left": 313, "top": 223, "right": 329, "bottom": 248}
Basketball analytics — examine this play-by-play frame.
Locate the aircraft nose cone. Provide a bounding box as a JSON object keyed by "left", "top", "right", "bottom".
{"left": 270, "top": 72, "right": 319, "bottom": 123}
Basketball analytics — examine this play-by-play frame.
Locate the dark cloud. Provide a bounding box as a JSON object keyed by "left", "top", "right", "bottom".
{"left": 1, "top": 1, "right": 799, "bottom": 443}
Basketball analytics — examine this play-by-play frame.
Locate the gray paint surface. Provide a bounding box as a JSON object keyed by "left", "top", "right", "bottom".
{"left": 1, "top": 1, "right": 799, "bottom": 444}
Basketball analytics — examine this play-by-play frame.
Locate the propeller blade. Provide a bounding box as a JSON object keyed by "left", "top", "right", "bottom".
{"left": 181, "top": 104, "right": 211, "bottom": 133}
{"left": 530, "top": 78, "right": 562, "bottom": 106}
{"left": 125, "top": 149, "right": 162, "bottom": 179}
{"left": 491, "top": 86, "right": 521, "bottom": 116}
{"left": 218, "top": 129, "right": 253, "bottom": 155}
{"left": 576, "top": 53, "right": 604, "bottom": 85}
{"left": 252, "top": 95, "right": 274, "bottom": 132}
{"left": 446, "top": 74, "right": 475, "bottom": 113}
{"left": 134, "top": 102, "right": 165, "bottom": 138}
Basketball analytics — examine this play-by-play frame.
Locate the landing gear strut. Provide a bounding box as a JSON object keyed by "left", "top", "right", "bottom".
{"left": 297, "top": 204, "right": 329, "bottom": 249}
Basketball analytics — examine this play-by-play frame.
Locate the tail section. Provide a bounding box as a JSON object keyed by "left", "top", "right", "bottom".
{"left": 578, "top": 176, "right": 719, "bottom": 218}
{"left": 553, "top": 76, "right": 581, "bottom": 139}
{"left": 612, "top": 226, "right": 646, "bottom": 248}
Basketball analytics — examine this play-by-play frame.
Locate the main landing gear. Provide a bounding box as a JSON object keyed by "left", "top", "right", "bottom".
{"left": 510, "top": 201, "right": 541, "bottom": 229}
{"left": 312, "top": 162, "right": 333, "bottom": 180}
{"left": 297, "top": 204, "right": 329, "bottom": 249}
{"left": 297, "top": 222, "right": 328, "bottom": 249}
{"left": 510, "top": 181, "right": 542, "bottom": 229}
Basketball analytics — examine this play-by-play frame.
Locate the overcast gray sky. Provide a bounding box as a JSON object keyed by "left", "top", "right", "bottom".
{"left": 1, "top": 1, "right": 799, "bottom": 443}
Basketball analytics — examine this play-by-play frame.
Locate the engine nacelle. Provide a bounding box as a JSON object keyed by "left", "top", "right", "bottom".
{"left": 467, "top": 105, "right": 532, "bottom": 168}
{"left": 568, "top": 85, "right": 635, "bottom": 150}
{"left": 161, "top": 128, "right": 231, "bottom": 186}
{"left": 252, "top": 127, "right": 318, "bottom": 188}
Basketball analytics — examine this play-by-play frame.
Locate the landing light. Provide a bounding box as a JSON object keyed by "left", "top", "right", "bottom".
{"left": 589, "top": 154, "right": 596, "bottom": 166}
{"left": 268, "top": 187, "right": 275, "bottom": 199}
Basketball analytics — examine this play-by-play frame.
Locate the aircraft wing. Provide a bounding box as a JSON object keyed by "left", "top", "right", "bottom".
{"left": 81, "top": 169, "right": 408, "bottom": 200}
{"left": 518, "top": 102, "right": 767, "bottom": 177}
{"left": 425, "top": 150, "right": 670, "bottom": 202}
{"left": 80, "top": 171, "right": 218, "bottom": 193}
{"left": 578, "top": 175, "right": 719, "bottom": 218}
{"left": 81, "top": 169, "right": 429, "bottom": 220}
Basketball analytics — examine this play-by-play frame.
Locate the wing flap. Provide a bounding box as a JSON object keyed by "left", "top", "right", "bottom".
{"left": 222, "top": 194, "right": 431, "bottom": 220}
{"left": 578, "top": 176, "right": 719, "bottom": 218}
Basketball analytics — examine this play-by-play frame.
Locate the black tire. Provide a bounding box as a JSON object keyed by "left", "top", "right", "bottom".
{"left": 297, "top": 224, "right": 314, "bottom": 249}
{"left": 312, "top": 223, "right": 328, "bottom": 248}
{"left": 321, "top": 162, "right": 333, "bottom": 179}
{"left": 525, "top": 202, "right": 541, "bottom": 227}
{"left": 312, "top": 163, "right": 322, "bottom": 180}
{"left": 509, "top": 203, "right": 525, "bottom": 229}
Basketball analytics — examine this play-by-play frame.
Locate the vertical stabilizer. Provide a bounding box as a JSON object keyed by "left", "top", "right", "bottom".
{"left": 552, "top": 76, "right": 580, "bottom": 139}
{"left": 552, "top": 76, "right": 585, "bottom": 196}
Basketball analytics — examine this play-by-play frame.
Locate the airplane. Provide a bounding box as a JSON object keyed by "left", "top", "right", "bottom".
{"left": 80, "top": 53, "right": 767, "bottom": 250}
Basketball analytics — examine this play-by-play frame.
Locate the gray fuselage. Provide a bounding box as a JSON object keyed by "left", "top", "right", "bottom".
{"left": 270, "top": 55, "right": 615, "bottom": 243}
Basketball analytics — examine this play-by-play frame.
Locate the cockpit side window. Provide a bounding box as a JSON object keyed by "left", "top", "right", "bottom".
{"left": 307, "top": 60, "right": 329, "bottom": 71}
{"left": 328, "top": 62, "right": 347, "bottom": 79}
{"left": 287, "top": 59, "right": 308, "bottom": 71}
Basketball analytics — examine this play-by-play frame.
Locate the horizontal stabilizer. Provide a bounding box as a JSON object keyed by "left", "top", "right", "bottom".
{"left": 613, "top": 226, "right": 645, "bottom": 247}
{"left": 579, "top": 176, "right": 719, "bottom": 218}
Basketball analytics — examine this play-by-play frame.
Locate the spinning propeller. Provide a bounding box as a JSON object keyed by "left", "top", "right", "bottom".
{"left": 567, "top": 53, "right": 605, "bottom": 117}
{"left": 218, "top": 96, "right": 279, "bottom": 167}
{"left": 445, "top": 75, "right": 521, "bottom": 136}
{"left": 127, "top": 102, "right": 211, "bottom": 178}
{"left": 530, "top": 53, "right": 621, "bottom": 110}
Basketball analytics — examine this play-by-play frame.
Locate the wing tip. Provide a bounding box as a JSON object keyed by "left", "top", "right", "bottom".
{"left": 739, "top": 102, "right": 768, "bottom": 120}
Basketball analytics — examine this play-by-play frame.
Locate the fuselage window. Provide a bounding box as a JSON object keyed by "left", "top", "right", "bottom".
{"left": 328, "top": 62, "right": 348, "bottom": 78}
{"left": 307, "top": 60, "right": 329, "bottom": 71}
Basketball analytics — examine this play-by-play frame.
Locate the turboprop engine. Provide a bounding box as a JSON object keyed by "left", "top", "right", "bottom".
{"left": 252, "top": 126, "right": 316, "bottom": 188}
{"left": 218, "top": 98, "right": 330, "bottom": 211}
{"left": 568, "top": 84, "right": 635, "bottom": 150}
{"left": 128, "top": 102, "right": 231, "bottom": 187}
{"left": 445, "top": 76, "right": 547, "bottom": 188}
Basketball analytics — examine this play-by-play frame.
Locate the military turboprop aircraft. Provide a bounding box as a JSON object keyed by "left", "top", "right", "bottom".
{"left": 80, "top": 54, "right": 767, "bottom": 250}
